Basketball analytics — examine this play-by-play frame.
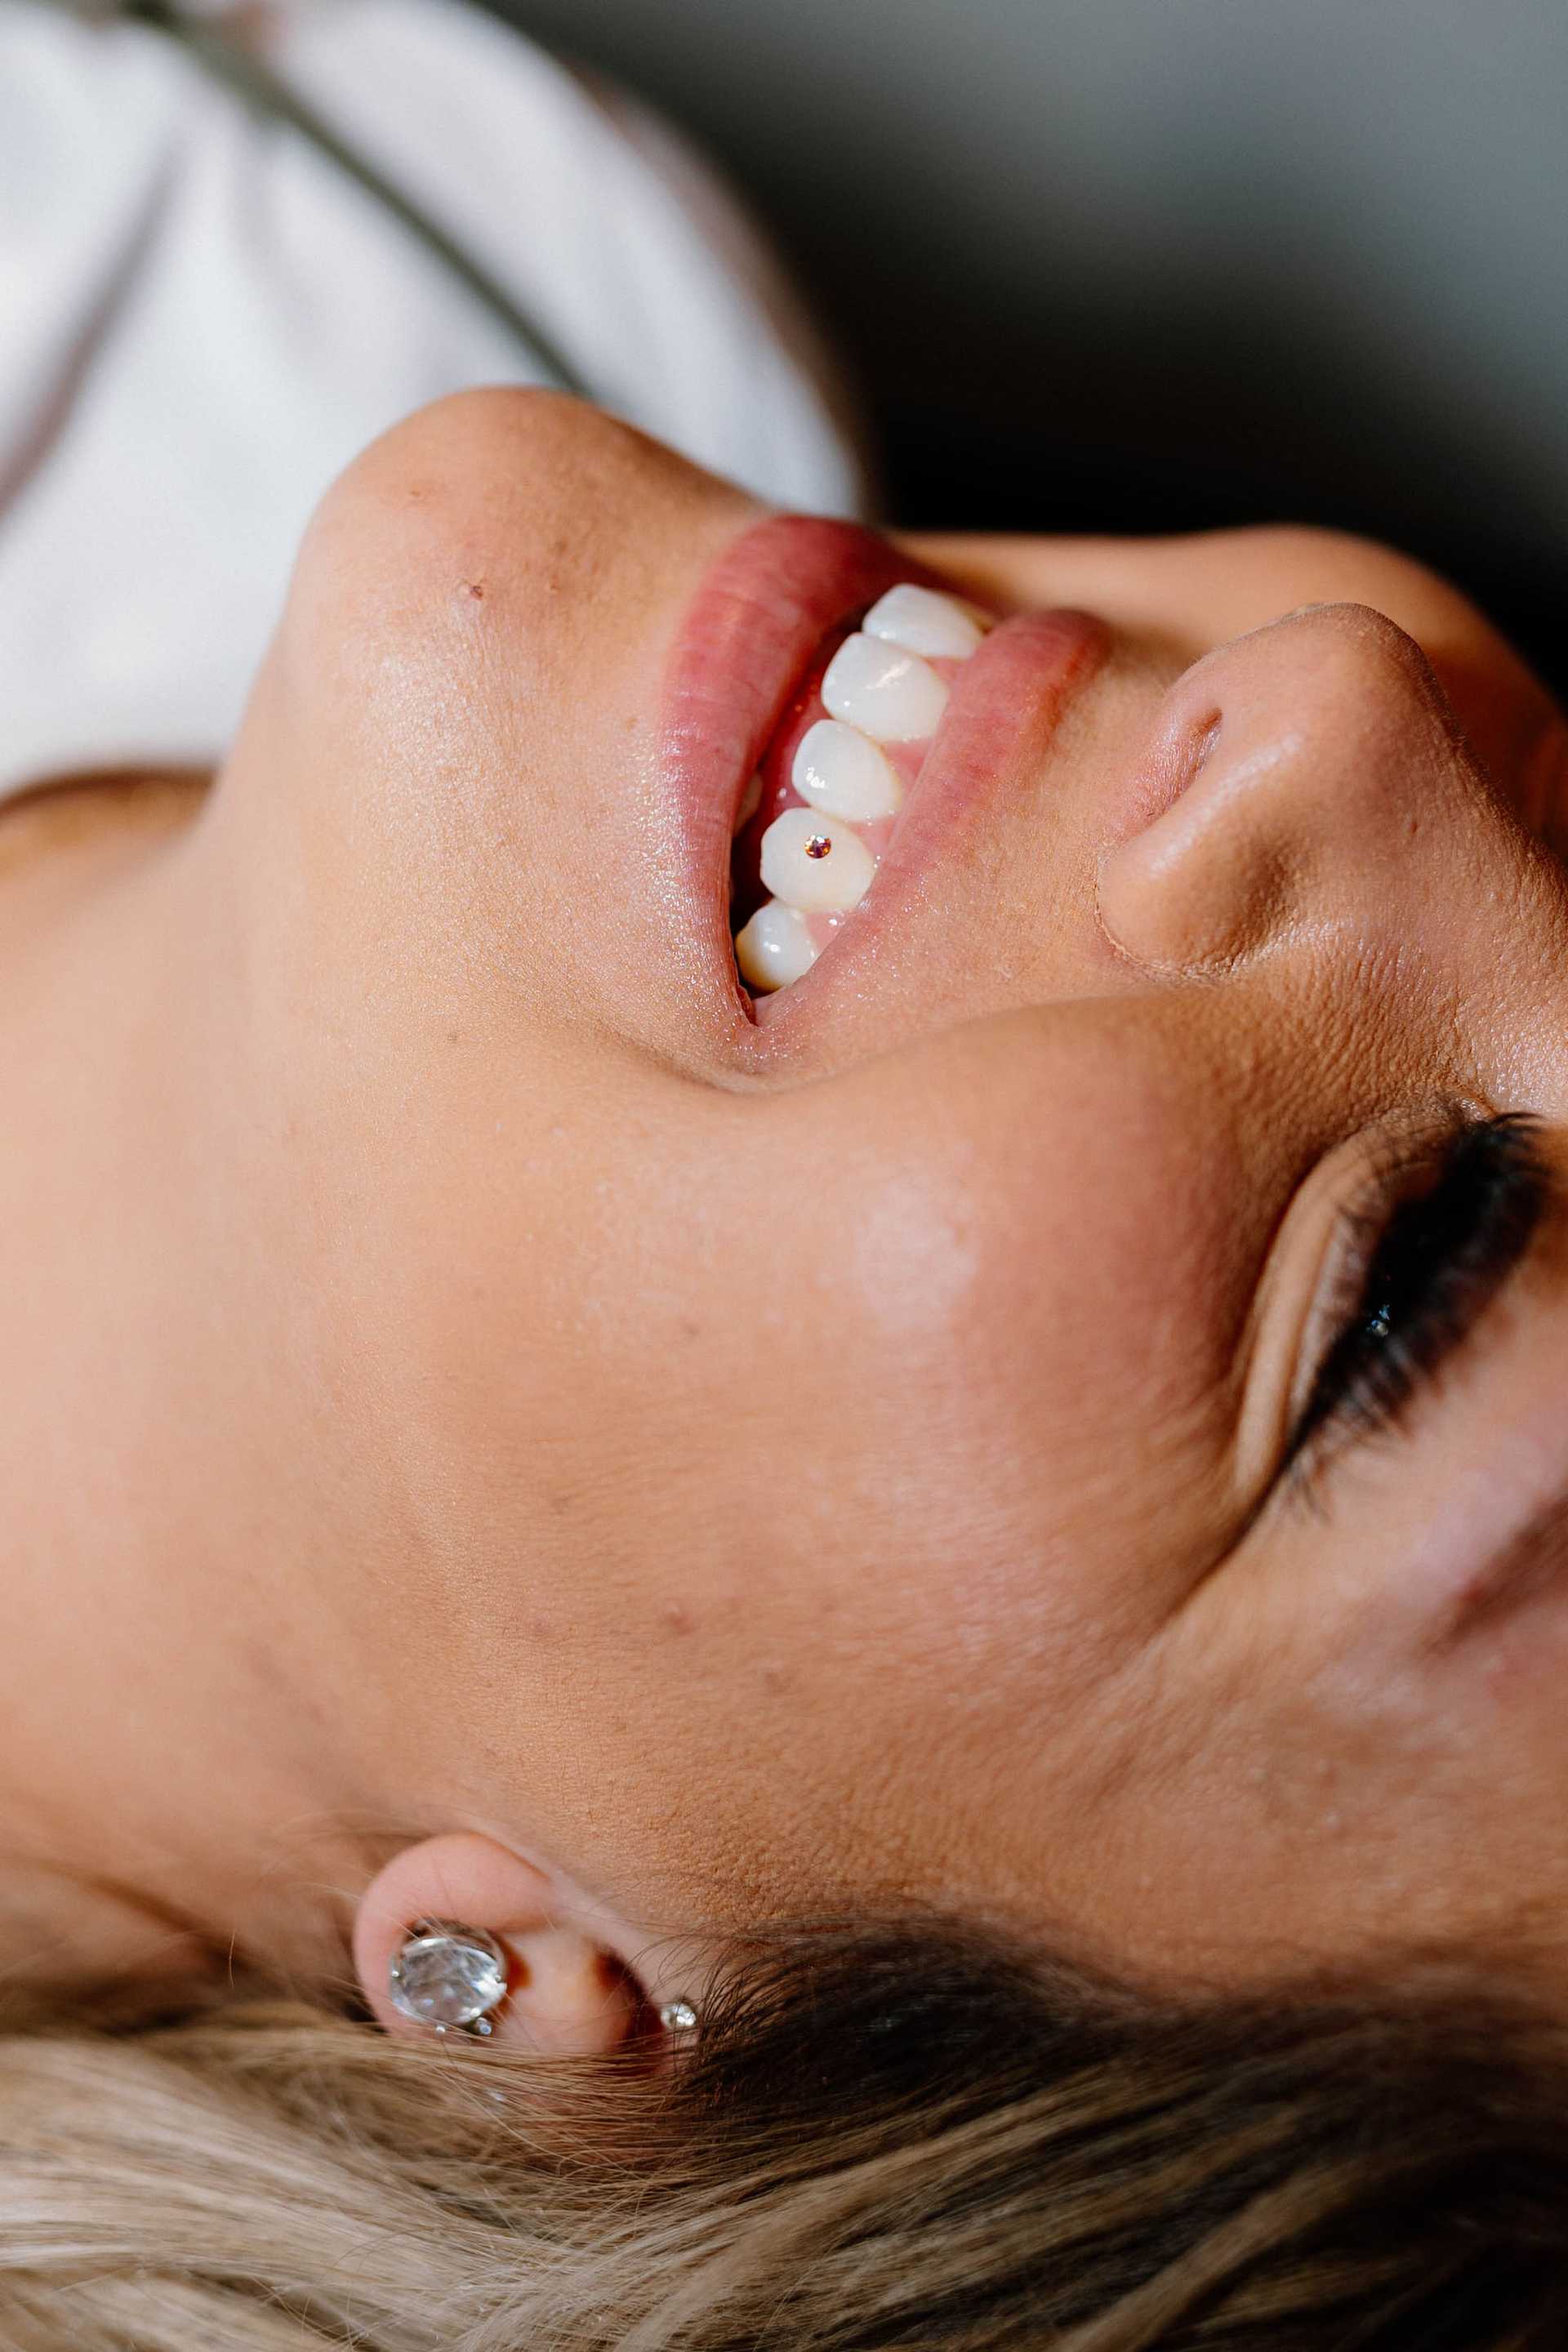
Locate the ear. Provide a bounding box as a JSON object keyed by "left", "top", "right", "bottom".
{"left": 354, "top": 1832, "right": 644, "bottom": 2056}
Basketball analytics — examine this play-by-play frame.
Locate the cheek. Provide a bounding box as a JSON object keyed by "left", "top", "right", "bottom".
{"left": 347, "top": 1009, "right": 1271, "bottom": 1938}
{"left": 951, "top": 1118, "right": 1251, "bottom": 1573}
{"left": 700, "top": 1049, "right": 1257, "bottom": 1684}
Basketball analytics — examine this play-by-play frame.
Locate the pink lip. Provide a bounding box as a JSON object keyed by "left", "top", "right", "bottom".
{"left": 660, "top": 512, "right": 1108, "bottom": 1036}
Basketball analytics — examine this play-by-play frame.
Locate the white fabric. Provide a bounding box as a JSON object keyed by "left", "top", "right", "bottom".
{"left": 0, "top": 0, "right": 865, "bottom": 801}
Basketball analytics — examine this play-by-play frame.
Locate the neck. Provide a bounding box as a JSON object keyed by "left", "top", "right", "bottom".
{"left": 0, "top": 777, "right": 375, "bottom": 1998}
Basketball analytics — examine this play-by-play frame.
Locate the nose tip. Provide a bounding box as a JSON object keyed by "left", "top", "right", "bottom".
{"left": 1098, "top": 603, "right": 1481, "bottom": 971}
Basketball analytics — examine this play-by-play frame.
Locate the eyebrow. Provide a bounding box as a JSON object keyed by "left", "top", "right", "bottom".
{"left": 1429, "top": 1483, "right": 1568, "bottom": 1652}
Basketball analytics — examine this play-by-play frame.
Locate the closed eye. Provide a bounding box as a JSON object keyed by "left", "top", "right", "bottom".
{"left": 1281, "top": 1113, "right": 1552, "bottom": 1508}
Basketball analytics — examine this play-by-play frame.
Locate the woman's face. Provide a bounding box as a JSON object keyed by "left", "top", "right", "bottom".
{"left": 200, "top": 389, "right": 1568, "bottom": 1996}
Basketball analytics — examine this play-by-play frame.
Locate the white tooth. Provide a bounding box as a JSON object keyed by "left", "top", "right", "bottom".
{"left": 735, "top": 899, "right": 820, "bottom": 991}
{"left": 733, "top": 771, "right": 764, "bottom": 833}
{"left": 862, "top": 583, "right": 989, "bottom": 661}
{"left": 821, "top": 632, "right": 948, "bottom": 743}
{"left": 760, "top": 805, "right": 876, "bottom": 913}
{"left": 791, "top": 719, "right": 904, "bottom": 823}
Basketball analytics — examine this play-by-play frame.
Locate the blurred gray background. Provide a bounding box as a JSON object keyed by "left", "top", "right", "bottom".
{"left": 499, "top": 0, "right": 1567, "bottom": 692}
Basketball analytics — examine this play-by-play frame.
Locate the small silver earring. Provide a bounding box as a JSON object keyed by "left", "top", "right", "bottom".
{"left": 389, "top": 1920, "right": 509, "bottom": 2038}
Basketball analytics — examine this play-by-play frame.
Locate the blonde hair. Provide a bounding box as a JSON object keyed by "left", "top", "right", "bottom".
{"left": 2, "top": 1917, "right": 1566, "bottom": 2349}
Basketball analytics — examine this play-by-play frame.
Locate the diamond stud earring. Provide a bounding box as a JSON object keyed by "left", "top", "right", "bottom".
{"left": 387, "top": 1919, "right": 702, "bottom": 2045}
{"left": 388, "top": 1920, "right": 510, "bottom": 2038}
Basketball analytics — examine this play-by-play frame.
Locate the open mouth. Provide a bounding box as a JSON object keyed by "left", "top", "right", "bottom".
{"left": 661, "top": 514, "right": 1106, "bottom": 1032}
{"left": 728, "top": 583, "right": 994, "bottom": 996}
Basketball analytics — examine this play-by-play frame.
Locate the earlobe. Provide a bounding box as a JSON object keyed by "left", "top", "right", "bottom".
{"left": 353, "top": 1831, "right": 642, "bottom": 2056}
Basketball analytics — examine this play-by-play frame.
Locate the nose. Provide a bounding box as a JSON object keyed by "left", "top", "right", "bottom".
{"left": 1098, "top": 603, "right": 1503, "bottom": 973}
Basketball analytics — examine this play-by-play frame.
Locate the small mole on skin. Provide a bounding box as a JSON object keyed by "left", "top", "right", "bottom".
{"left": 466, "top": 581, "right": 485, "bottom": 600}
{"left": 448, "top": 1029, "right": 461, "bottom": 1045}
{"left": 662, "top": 1602, "right": 696, "bottom": 1638}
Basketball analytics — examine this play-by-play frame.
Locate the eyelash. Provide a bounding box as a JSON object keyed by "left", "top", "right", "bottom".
{"left": 1281, "top": 1112, "right": 1552, "bottom": 1500}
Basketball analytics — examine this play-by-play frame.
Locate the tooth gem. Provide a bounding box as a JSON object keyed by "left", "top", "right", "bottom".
{"left": 760, "top": 805, "right": 876, "bottom": 912}
{"left": 735, "top": 599, "right": 963, "bottom": 995}
{"left": 389, "top": 1924, "right": 509, "bottom": 2031}
{"left": 862, "top": 582, "right": 989, "bottom": 661}
{"left": 792, "top": 719, "right": 903, "bottom": 822}
{"left": 821, "top": 632, "right": 948, "bottom": 743}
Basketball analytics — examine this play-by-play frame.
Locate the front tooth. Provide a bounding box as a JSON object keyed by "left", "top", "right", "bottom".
{"left": 735, "top": 899, "right": 820, "bottom": 991}
{"left": 791, "top": 719, "right": 904, "bottom": 822}
{"left": 862, "top": 583, "right": 990, "bottom": 660}
{"left": 760, "top": 805, "right": 876, "bottom": 912}
{"left": 821, "top": 632, "right": 948, "bottom": 743}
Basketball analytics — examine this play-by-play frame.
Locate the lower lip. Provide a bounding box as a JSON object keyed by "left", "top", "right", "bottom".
{"left": 660, "top": 513, "right": 1107, "bottom": 1024}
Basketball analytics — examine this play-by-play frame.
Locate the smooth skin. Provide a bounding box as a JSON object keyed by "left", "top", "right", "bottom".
{"left": 2, "top": 390, "right": 1566, "bottom": 2060}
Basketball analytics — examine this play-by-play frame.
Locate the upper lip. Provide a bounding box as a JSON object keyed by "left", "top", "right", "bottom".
{"left": 659, "top": 512, "right": 1108, "bottom": 1053}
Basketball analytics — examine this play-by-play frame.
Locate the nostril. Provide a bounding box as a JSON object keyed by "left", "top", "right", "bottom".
{"left": 1111, "top": 702, "right": 1226, "bottom": 852}
{"left": 1169, "top": 710, "right": 1225, "bottom": 819}
{"left": 1098, "top": 686, "right": 1311, "bottom": 970}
